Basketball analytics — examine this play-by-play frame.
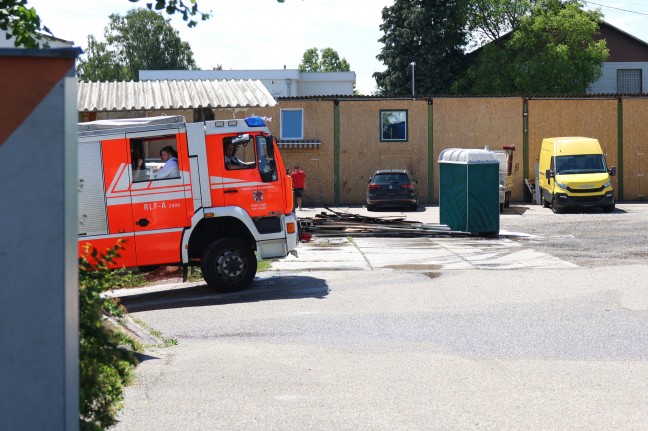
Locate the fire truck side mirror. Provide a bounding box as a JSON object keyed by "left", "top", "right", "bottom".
{"left": 260, "top": 159, "right": 277, "bottom": 183}
{"left": 266, "top": 135, "right": 275, "bottom": 160}
{"left": 260, "top": 135, "right": 277, "bottom": 183}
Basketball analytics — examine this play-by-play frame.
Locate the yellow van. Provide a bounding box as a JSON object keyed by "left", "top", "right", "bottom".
{"left": 538, "top": 137, "right": 616, "bottom": 213}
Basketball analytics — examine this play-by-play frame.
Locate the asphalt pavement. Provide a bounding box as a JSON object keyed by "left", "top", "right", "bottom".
{"left": 109, "top": 203, "right": 648, "bottom": 431}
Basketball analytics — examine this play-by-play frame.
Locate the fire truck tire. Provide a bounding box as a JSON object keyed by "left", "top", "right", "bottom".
{"left": 201, "top": 238, "right": 257, "bottom": 292}
{"left": 138, "top": 265, "right": 159, "bottom": 273}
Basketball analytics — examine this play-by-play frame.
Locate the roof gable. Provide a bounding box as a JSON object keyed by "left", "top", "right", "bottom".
{"left": 596, "top": 22, "right": 648, "bottom": 62}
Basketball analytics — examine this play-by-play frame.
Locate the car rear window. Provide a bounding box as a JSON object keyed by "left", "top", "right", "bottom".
{"left": 373, "top": 173, "right": 409, "bottom": 183}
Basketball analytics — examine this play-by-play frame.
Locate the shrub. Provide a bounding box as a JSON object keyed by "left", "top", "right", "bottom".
{"left": 79, "top": 241, "right": 139, "bottom": 431}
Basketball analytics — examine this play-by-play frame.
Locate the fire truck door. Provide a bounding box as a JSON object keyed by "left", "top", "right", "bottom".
{"left": 222, "top": 134, "right": 284, "bottom": 218}
{"left": 127, "top": 131, "right": 192, "bottom": 266}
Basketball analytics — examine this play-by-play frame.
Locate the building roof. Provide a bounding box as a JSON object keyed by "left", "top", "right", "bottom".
{"left": 597, "top": 22, "right": 648, "bottom": 62}
{"left": 77, "top": 79, "right": 276, "bottom": 112}
{"left": 0, "top": 29, "right": 74, "bottom": 48}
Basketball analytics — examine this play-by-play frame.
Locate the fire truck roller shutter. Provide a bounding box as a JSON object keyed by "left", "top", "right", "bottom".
{"left": 78, "top": 140, "right": 108, "bottom": 235}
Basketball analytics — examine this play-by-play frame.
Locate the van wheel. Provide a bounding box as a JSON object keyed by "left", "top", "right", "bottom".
{"left": 201, "top": 238, "right": 257, "bottom": 292}
{"left": 550, "top": 197, "right": 563, "bottom": 214}
{"left": 601, "top": 204, "right": 615, "bottom": 213}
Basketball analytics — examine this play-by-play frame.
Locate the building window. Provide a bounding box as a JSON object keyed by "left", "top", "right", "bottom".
{"left": 280, "top": 109, "right": 304, "bottom": 140}
{"left": 617, "top": 69, "right": 642, "bottom": 93}
{"left": 380, "top": 110, "right": 408, "bottom": 142}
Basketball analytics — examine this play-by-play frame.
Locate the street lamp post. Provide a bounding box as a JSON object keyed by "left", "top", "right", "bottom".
{"left": 410, "top": 61, "right": 416, "bottom": 97}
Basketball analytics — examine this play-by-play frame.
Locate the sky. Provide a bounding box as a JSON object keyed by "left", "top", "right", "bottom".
{"left": 26, "top": 0, "right": 648, "bottom": 96}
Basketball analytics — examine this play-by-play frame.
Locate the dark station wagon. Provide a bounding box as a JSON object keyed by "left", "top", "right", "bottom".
{"left": 366, "top": 169, "right": 419, "bottom": 211}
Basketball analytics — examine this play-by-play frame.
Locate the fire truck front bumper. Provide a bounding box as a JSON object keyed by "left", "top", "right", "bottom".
{"left": 256, "top": 213, "right": 299, "bottom": 259}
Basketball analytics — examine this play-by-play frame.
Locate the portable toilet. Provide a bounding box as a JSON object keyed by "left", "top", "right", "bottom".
{"left": 438, "top": 148, "right": 500, "bottom": 235}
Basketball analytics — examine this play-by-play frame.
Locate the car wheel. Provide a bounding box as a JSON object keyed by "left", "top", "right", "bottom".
{"left": 410, "top": 201, "right": 419, "bottom": 211}
{"left": 201, "top": 238, "right": 257, "bottom": 292}
{"left": 551, "top": 196, "right": 563, "bottom": 214}
{"left": 601, "top": 204, "right": 615, "bottom": 213}
{"left": 367, "top": 204, "right": 375, "bottom": 211}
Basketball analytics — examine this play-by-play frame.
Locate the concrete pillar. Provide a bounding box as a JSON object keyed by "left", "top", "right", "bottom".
{"left": 0, "top": 47, "right": 81, "bottom": 431}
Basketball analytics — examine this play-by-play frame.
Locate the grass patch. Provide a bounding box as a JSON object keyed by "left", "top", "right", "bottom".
{"left": 112, "top": 268, "right": 148, "bottom": 288}
{"left": 133, "top": 318, "right": 178, "bottom": 348}
{"left": 258, "top": 259, "right": 272, "bottom": 272}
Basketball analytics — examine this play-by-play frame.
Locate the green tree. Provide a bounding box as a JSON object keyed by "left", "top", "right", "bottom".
{"left": 298, "top": 47, "right": 351, "bottom": 72}
{"left": 77, "top": 35, "right": 130, "bottom": 82}
{"left": 0, "top": 0, "right": 49, "bottom": 48}
{"left": 0, "top": 0, "right": 210, "bottom": 48}
{"left": 456, "top": 0, "right": 608, "bottom": 95}
{"left": 77, "top": 8, "right": 197, "bottom": 82}
{"left": 320, "top": 47, "right": 350, "bottom": 72}
{"left": 374, "top": 0, "right": 469, "bottom": 96}
{"left": 298, "top": 47, "right": 320, "bottom": 72}
{"left": 466, "top": 0, "right": 535, "bottom": 48}
{"left": 2, "top": 0, "right": 285, "bottom": 49}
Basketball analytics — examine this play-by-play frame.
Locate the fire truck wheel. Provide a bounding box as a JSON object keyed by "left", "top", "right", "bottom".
{"left": 201, "top": 238, "right": 257, "bottom": 292}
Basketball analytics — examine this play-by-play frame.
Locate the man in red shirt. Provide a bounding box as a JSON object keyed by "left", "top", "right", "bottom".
{"left": 290, "top": 165, "right": 306, "bottom": 210}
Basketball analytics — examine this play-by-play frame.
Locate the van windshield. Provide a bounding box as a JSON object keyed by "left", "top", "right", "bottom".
{"left": 555, "top": 154, "right": 606, "bottom": 175}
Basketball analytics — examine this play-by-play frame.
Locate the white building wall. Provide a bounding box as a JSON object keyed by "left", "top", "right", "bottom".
{"left": 588, "top": 61, "right": 648, "bottom": 94}
{"left": 139, "top": 69, "right": 356, "bottom": 97}
{"left": 299, "top": 81, "right": 354, "bottom": 96}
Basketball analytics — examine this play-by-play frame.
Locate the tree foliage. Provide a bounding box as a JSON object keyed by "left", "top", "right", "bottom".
{"left": 320, "top": 47, "right": 351, "bottom": 72}
{"left": 466, "top": 0, "right": 535, "bottom": 48}
{"left": 298, "top": 47, "right": 320, "bottom": 72}
{"left": 298, "top": 47, "right": 351, "bottom": 72}
{"left": 3, "top": 0, "right": 287, "bottom": 49}
{"left": 77, "top": 8, "right": 197, "bottom": 82}
{"left": 374, "top": 0, "right": 469, "bottom": 96}
{"left": 0, "top": 0, "right": 49, "bottom": 48}
{"left": 455, "top": 0, "right": 608, "bottom": 95}
{"left": 0, "top": 0, "right": 209, "bottom": 48}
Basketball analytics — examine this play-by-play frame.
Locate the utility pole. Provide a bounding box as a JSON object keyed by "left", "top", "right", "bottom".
{"left": 410, "top": 61, "right": 416, "bottom": 97}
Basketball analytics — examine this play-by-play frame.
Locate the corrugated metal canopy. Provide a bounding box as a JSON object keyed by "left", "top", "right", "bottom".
{"left": 77, "top": 79, "right": 276, "bottom": 112}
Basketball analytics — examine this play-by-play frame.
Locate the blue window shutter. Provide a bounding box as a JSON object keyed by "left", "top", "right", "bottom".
{"left": 281, "top": 110, "right": 303, "bottom": 140}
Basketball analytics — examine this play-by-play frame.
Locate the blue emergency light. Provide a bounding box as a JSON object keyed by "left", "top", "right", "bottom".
{"left": 244, "top": 116, "right": 266, "bottom": 127}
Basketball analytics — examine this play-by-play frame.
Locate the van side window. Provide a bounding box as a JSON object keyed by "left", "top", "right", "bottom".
{"left": 130, "top": 135, "right": 181, "bottom": 182}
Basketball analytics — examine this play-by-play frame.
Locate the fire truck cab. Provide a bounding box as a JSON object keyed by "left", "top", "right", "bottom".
{"left": 77, "top": 115, "right": 298, "bottom": 292}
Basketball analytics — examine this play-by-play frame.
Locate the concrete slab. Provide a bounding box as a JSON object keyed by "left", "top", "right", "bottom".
{"left": 278, "top": 228, "right": 576, "bottom": 273}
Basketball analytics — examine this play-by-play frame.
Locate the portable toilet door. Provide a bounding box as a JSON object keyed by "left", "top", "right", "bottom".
{"left": 438, "top": 148, "right": 500, "bottom": 235}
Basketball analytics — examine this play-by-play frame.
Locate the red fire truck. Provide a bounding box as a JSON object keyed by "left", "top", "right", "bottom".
{"left": 77, "top": 115, "right": 298, "bottom": 292}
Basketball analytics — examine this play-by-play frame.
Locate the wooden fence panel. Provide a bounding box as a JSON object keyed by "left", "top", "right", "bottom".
{"left": 622, "top": 98, "right": 648, "bottom": 201}
{"left": 433, "top": 98, "right": 522, "bottom": 201}
{"left": 527, "top": 99, "right": 619, "bottom": 193}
